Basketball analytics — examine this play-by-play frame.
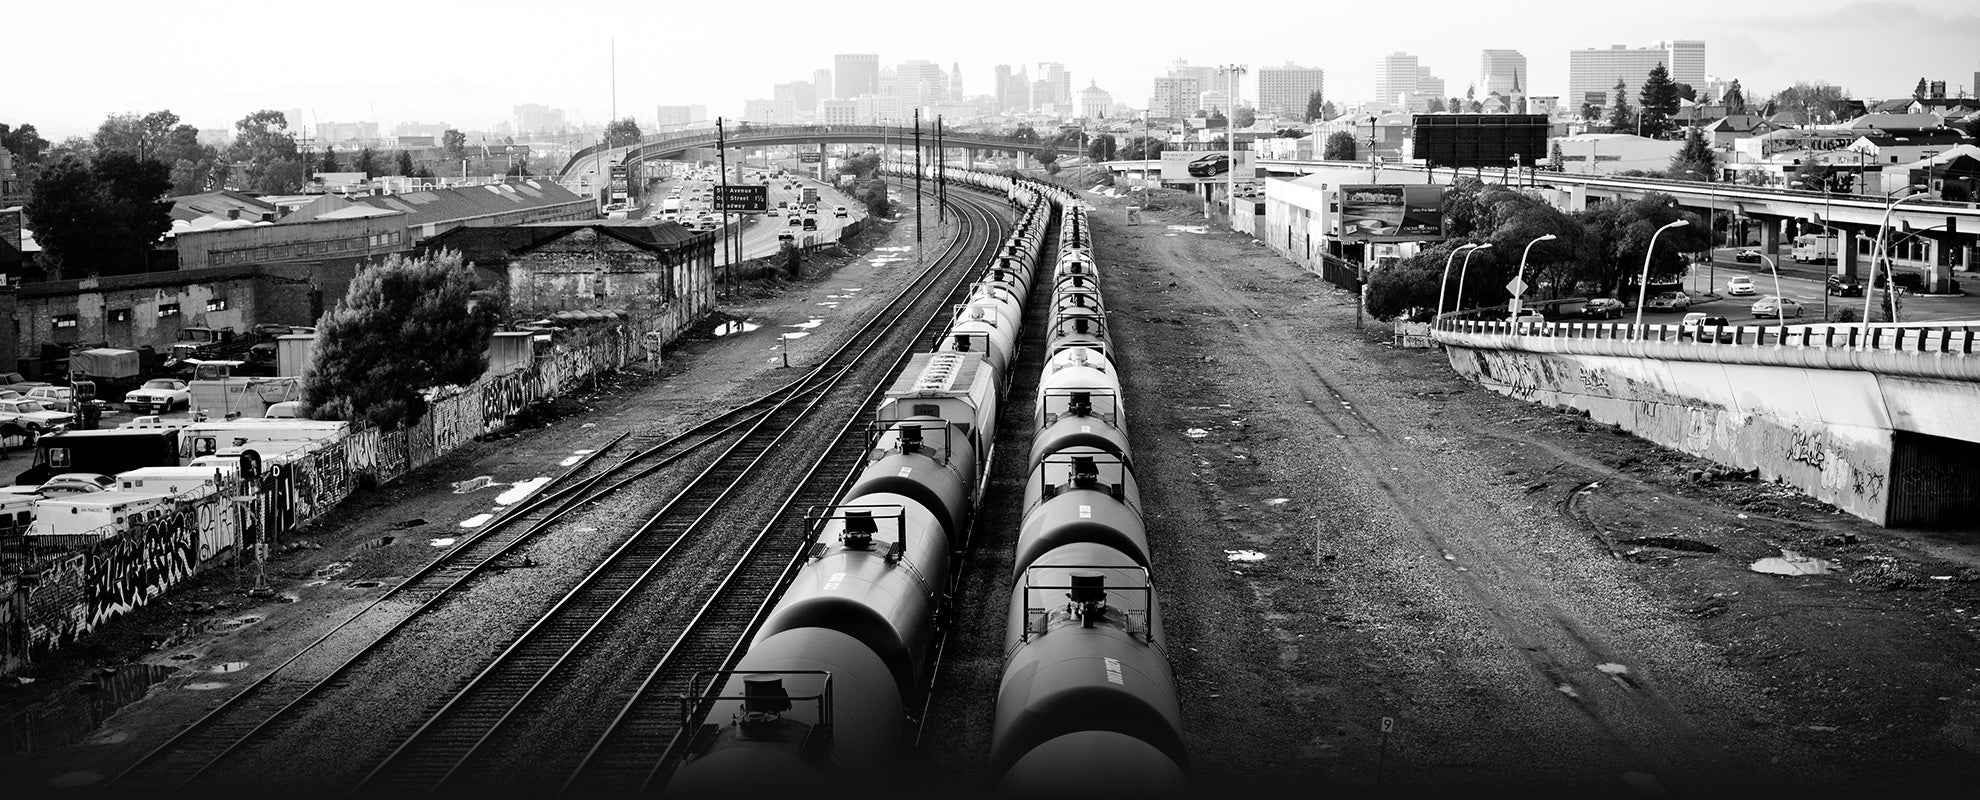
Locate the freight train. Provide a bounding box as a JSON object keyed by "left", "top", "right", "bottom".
{"left": 664, "top": 165, "right": 1187, "bottom": 797}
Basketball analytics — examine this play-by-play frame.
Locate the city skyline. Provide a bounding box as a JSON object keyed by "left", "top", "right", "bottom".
{"left": 9, "top": 0, "right": 1977, "bottom": 138}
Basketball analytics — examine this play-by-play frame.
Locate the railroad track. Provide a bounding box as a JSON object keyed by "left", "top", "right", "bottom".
{"left": 102, "top": 183, "right": 1010, "bottom": 797}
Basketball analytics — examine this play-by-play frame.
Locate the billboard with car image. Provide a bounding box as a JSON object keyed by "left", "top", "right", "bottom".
{"left": 1335, "top": 184, "right": 1446, "bottom": 242}
{"left": 1159, "top": 146, "right": 1254, "bottom": 183}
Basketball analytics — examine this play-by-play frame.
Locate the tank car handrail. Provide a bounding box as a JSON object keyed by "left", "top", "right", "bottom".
{"left": 678, "top": 669, "right": 835, "bottom": 756}
{"left": 1017, "top": 568, "right": 1156, "bottom": 645}
{"left": 862, "top": 420, "right": 964, "bottom": 468}
{"left": 803, "top": 503, "right": 912, "bottom": 563}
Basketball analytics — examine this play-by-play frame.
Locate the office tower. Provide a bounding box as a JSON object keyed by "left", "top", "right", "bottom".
{"left": 1038, "top": 62, "right": 1071, "bottom": 108}
{"left": 655, "top": 105, "right": 707, "bottom": 128}
{"left": 1417, "top": 67, "right": 1445, "bottom": 107}
{"left": 1658, "top": 40, "right": 1707, "bottom": 89}
{"left": 995, "top": 64, "right": 1015, "bottom": 112}
{"left": 513, "top": 104, "right": 567, "bottom": 137}
{"left": 1480, "top": 50, "right": 1526, "bottom": 97}
{"left": 1257, "top": 63, "right": 1326, "bottom": 119}
{"left": 812, "top": 69, "right": 833, "bottom": 110}
{"left": 896, "top": 59, "right": 947, "bottom": 111}
{"left": 1151, "top": 76, "right": 1200, "bottom": 119}
{"left": 774, "top": 81, "right": 816, "bottom": 116}
{"left": 1375, "top": 52, "right": 1421, "bottom": 106}
{"left": 834, "top": 53, "right": 879, "bottom": 98}
{"left": 1569, "top": 41, "right": 1705, "bottom": 113}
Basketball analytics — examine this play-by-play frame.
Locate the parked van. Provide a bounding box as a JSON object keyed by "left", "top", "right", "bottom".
{"left": 178, "top": 419, "right": 347, "bottom": 459}
{"left": 16, "top": 429, "right": 184, "bottom": 487}
{"left": 116, "top": 466, "right": 242, "bottom": 562}
{"left": 28, "top": 491, "right": 176, "bottom": 546}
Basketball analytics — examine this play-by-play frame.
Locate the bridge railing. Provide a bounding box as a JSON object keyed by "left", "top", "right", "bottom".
{"left": 561, "top": 125, "right": 1032, "bottom": 179}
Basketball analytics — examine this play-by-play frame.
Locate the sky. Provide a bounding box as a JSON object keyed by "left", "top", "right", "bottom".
{"left": 9, "top": 0, "right": 1979, "bottom": 140}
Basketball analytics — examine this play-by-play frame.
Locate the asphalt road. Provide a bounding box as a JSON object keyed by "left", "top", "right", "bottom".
{"left": 1666, "top": 246, "right": 1980, "bottom": 325}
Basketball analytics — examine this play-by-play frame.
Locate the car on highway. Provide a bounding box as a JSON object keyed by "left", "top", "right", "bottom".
{"left": 1646, "top": 291, "right": 1692, "bottom": 312}
{"left": 834, "top": 205, "right": 849, "bottom": 218}
{"left": 1681, "top": 313, "right": 1735, "bottom": 342}
{"left": 1726, "top": 276, "right": 1757, "bottom": 296}
{"left": 1581, "top": 298, "right": 1625, "bottom": 319}
{"left": 1826, "top": 275, "right": 1865, "bottom": 296}
{"left": 1751, "top": 295, "right": 1804, "bottom": 319}
{"left": 788, "top": 216, "right": 803, "bottom": 227}
{"left": 124, "top": 378, "right": 191, "bottom": 414}
{"left": 36, "top": 473, "right": 117, "bottom": 497}
{"left": 1734, "top": 249, "right": 1763, "bottom": 263}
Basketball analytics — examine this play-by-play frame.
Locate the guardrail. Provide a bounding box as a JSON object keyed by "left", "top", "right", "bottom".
{"left": 1433, "top": 312, "right": 1980, "bottom": 381}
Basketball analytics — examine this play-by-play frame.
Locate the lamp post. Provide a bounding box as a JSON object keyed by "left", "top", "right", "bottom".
{"left": 1632, "top": 219, "right": 1693, "bottom": 331}
{"left": 1366, "top": 115, "right": 1379, "bottom": 179}
{"left": 1509, "top": 233, "right": 1558, "bottom": 320}
{"left": 1865, "top": 187, "right": 1929, "bottom": 328}
{"left": 1438, "top": 243, "right": 1482, "bottom": 321}
{"left": 1221, "top": 64, "right": 1247, "bottom": 225}
{"left": 1453, "top": 243, "right": 1495, "bottom": 321}
{"left": 1749, "top": 251, "right": 1789, "bottom": 339}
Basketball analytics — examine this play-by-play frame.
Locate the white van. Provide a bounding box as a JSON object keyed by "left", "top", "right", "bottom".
{"left": 29, "top": 491, "right": 176, "bottom": 544}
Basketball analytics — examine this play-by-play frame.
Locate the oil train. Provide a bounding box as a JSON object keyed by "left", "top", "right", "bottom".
{"left": 665, "top": 166, "right": 1187, "bottom": 798}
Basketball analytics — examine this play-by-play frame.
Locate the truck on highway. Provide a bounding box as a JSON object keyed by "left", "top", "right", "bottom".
{"left": 801, "top": 187, "right": 820, "bottom": 206}
{"left": 1791, "top": 233, "right": 1840, "bottom": 264}
{"left": 660, "top": 197, "right": 683, "bottom": 220}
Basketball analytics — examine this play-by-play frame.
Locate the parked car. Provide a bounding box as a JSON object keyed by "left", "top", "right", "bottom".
{"left": 1826, "top": 275, "right": 1865, "bottom": 297}
{"left": 0, "top": 397, "right": 73, "bottom": 433}
{"left": 23, "top": 386, "right": 76, "bottom": 414}
{"left": 1582, "top": 298, "right": 1625, "bottom": 319}
{"left": 35, "top": 473, "right": 116, "bottom": 497}
{"left": 1734, "top": 249, "right": 1763, "bottom": 263}
{"left": 1725, "top": 276, "right": 1757, "bottom": 296}
{"left": 1187, "top": 153, "right": 1231, "bottom": 177}
{"left": 124, "top": 378, "right": 192, "bottom": 414}
{"left": 1646, "top": 291, "right": 1692, "bottom": 311}
{"left": 1751, "top": 295, "right": 1804, "bottom": 319}
{"left": 1681, "top": 313, "right": 1736, "bottom": 342}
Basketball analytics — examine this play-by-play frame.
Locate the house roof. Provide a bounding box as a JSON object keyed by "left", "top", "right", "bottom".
{"left": 422, "top": 219, "right": 708, "bottom": 265}
{"left": 1898, "top": 144, "right": 1980, "bottom": 170}
{"left": 1701, "top": 114, "right": 1771, "bottom": 134}
{"left": 1855, "top": 130, "right": 1975, "bottom": 148}
{"left": 345, "top": 179, "right": 587, "bottom": 228}
{"left": 164, "top": 190, "right": 278, "bottom": 223}
{"left": 1843, "top": 112, "right": 1945, "bottom": 131}
{"left": 1868, "top": 98, "right": 1916, "bottom": 114}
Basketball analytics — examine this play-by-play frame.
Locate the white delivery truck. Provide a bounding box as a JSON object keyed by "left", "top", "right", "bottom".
{"left": 28, "top": 491, "right": 177, "bottom": 546}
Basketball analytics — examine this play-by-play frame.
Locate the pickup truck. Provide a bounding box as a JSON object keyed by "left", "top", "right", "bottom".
{"left": 0, "top": 397, "right": 72, "bottom": 433}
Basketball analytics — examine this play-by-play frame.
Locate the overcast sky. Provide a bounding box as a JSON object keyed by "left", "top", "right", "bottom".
{"left": 11, "top": 0, "right": 1978, "bottom": 138}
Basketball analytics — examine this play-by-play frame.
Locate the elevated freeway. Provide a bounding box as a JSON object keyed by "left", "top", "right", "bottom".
{"left": 560, "top": 125, "right": 1040, "bottom": 183}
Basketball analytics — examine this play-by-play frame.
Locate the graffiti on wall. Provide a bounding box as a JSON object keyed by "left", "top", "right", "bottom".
{"left": 82, "top": 507, "right": 198, "bottom": 630}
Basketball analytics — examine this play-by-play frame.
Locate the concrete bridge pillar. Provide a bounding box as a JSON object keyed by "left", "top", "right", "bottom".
{"left": 1759, "top": 216, "right": 1784, "bottom": 258}
{"left": 962, "top": 147, "right": 976, "bottom": 170}
{"left": 1017, "top": 151, "right": 1033, "bottom": 170}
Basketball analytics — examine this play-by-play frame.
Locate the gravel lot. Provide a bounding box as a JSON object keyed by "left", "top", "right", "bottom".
{"left": 6, "top": 188, "right": 1979, "bottom": 799}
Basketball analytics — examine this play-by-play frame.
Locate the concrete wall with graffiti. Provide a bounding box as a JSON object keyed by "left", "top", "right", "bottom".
{"left": 1443, "top": 345, "right": 1899, "bottom": 523}
{"left": 2, "top": 326, "right": 634, "bottom": 673}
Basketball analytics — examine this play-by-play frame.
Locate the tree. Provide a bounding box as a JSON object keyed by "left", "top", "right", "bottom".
{"left": 851, "top": 178, "right": 890, "bottom": 216}
{"left": 1321, "top": 101, "right": 1339, "bottom": 121}
{"left": 1086, "top": 133, "right": 1117, "bottom": 162}
{"left": 1790, "top": 160, "right": 1853, "bottom": 194}
{"left": 24, "top": 152, "right": 171, "bottom": 279}
{"left": 1767, "top": 82, "right": 1850, "bottom": 126}
{"left": 225, "top": 110, "right": 302, "bottom": 192}
{"left": 395, "top": 150, "right": 416, "bottom": 177}
{"left": 320, "top": 145, "right": 341, "bottom": 172}
{"left": 0, "top": 122, "right": 51, "bottom": 167}
{"left": 1206, "top": 110, "right": 1227, "bottom": 129}
{"left": 1607, "top": 80, "right": 1634, "bottom": 133}
{"left": 1011, "top": 124, "right": 1039, "bottom": 143}
{"left": 604, "top": 117, "right": 641, "bottom": 149}
{"left": 1576, "top": 193, "right": 1710, "bottom": 298}
{"left": 1547, "top": 140, "right": 1567, "bottom": 172}
{"left": 779, "top": 240, "right": 803, "bottom": 279}
{"left": 1233, "top": 107, "right": 1256, "bottom": 128}
{"left": 1119, "top": 136, "right": 1165, "bottom": 161}
{"left": 441, "top": 128, "right": 468, "bottom": 161}
{"left": 1914, "top": 78, "right": 1929, "bottom": 100}
{"left": 1305, "top": 91, "right": 1326, "bottom": 122}
{"left": 1724, "top": 80, "right": 1748, "bottom": 115}
{"left": 1322, "top": 131, "right": 1357, "bottom": 161}
{"left": 1637, "top": 63, "right": 1680, "bottom": 138}
{"left": 1668, "top": 130, "right": 1718, "bottom": 181}
{"left": 1673, "top": 82, "right": 1697, "bottom": 103}
{"left": 355, "top": 147, "right": 379, "bottom": 176}
{"left": 1427, "top": 98, "right": 1447, "bottom": 113}
{"left": 305, "top": 250, "right": 504, "bottom": 430}
{"left": 1579, "top": 102, "right": 1599, "bottom": 121}
{"left": 1448, "top": 97, "right": 1463, "bottom": 115}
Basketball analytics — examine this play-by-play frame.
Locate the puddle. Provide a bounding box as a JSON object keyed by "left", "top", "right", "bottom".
{"left": 429, "top": 537, "right": 458, "bottom": 548}
{"left": 1266, "top": 498, "right": 1290, "bottom": 506}
{"left": 817, "top": 302, "right": 840, "bottom": 307}
{"left": 0, "top": 664, "right": 176, "bottom": 755}
{"left": 1596, "top": 663, "right": 1628, "bottom": 676}
{"left": 207, "top": 662, "right": 249, "bottom": 673}
{"left": 184, "top": 682, "right": 229, "bottom": 691}
{"left": 790, "top": 319, "right": 825, "bottom": 330}
{"left": 314, "top": 562, "right": 352, "bottom": 579}
{"left": 496, "top": 477, "right": 552, "bottom": 505}
{"left": 348, "top": 580, "right": 383, "bottom": 588}
{"left": 388, "top": 518, "right": 429, "bottom": 530}
{"left": 361, "top": 536, "right": 396, "bottom": 550}
{"left": 559, "top": 455, "right": 583, "bottom": 466}
{"left": 1165, "top": 225, "right": 1208, "bottom": 234}
{"left": 1751, "top": 549, "right": 1835, "bottom": 576}
{"left": 451, "top": 476, "right": 494, "bottom": 493}
{"left": 459, "top": 513, "right": 494, "bottom": 528}
{"left": 1225, "top": 549, "right": 1268, "bottom": 563}
{"left": 782, "top": 331, "right": 811, "bottom": 340}
{"left": 1183, "top": 428, "right": 1209, "bottom": 439}
{"left": 714, "top": 320, "right": 761, "bottom": 336}
{"left": 1620, "top": 536, "right": 1720, "bottom": 553}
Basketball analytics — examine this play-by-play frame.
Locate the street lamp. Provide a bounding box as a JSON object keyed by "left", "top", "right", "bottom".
{"left": 1438, "top": 243, "right": 1482, "bottom": 321}
{"left": 1632, "top": 219, "right": 1693, "bottom": 330}
{"left": 1454, "top": 243, "right": 1495, "bottom": 320}
{"left": 1509, "top": 233, "right": 1559, "bottom": 319}
{"left": 1865, "top": 187, "right": 1929, "bottom": 328}
{"left": 1748, "top": 251, "right": 1789, "bottom": 339}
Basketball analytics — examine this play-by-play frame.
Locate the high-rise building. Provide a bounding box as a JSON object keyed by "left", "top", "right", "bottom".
{"left": 896, "top": 59, "right": 947, "bottom": 112}
{"left": 1151, "top": 76, "right": 1200, "bottom": 119}
{"left": 513, "top": 104, "right": 567, "bottom": 136}
{"left": 1079, "top": 81, "right": 1113, "bottom": 120}
{"left": 1375, "top": 52, "right": 1421, "bottom": 107}
{"left": 1258, "top": 63, "right": 1326, "bottom": 119}
{"left": 1479, "top": 50, "right": 1526, "bottom": 98}
{"left": 1038, "top": 62, "right": 1071, "bottom": 109}
{"left": 1417, "top": 67, "right": 1446, "bottom": 108}
{"left": 834, "top": 53, "right": 879, "bottom": 98}
{"left": 879, "top": 66, "right": 897, "bottom": 98}
{"left": 655, "top": 105, "right": 707, "bottom": 128}
{"left": 1658, "top": 40, "right": 1707, "bottom": 89}
{"left": 950, "top": 62, "right": 965, "bottom": 101}
{"left": 774, "top": 81, "right": 816, "bottom": 116}
{"left": 1199, "top": 90, "right": 1230, "bottom": 118}
{"left": 1568, "top": 41, "right": 1706, "bottom": 113}
{"left": 812, "top": 69, "right": 833, "bottom": 110}
{"left": 994, "top": 64, "right": 1015, "bottom": 112}
{"left": 820, "top": 100, "right": 857, "bottom": 126}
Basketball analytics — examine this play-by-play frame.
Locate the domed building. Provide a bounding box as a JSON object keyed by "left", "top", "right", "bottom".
{"left": 1080, "top": 81, "right": 1113, "bottom": 120}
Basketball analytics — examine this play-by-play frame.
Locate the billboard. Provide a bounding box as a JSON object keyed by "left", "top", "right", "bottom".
{"left": 1411, "top": 114, "right": 1550, "bottom": 169}
{"left": 1336, "top": 185, "right": 1445, "bottom": 242}
{"left": 1159, "top": 148, "right": 1254, "bottom": 183}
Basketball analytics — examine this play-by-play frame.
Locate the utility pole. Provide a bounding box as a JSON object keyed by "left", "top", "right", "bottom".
{"left": 936, "top": 115, "right": 945, "bottom": 223}
{"left": 717, "top": 117, "right": 730, "bottom": 286}
{"left": 914, "top": 109, "right": 923, "bottom": 244}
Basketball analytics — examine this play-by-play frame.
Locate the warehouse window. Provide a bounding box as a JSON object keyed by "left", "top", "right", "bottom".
{"left": 53, "top": 314, "right": 78, "bottom": 329}
{"left": 207, "top": 297, "right": 228, "bottom": 312}
{"left": 158, "top": 303, "right": 181, "bottom": 318}
{"left": 109, "top": 308, "right": 132, "bottom": 324}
